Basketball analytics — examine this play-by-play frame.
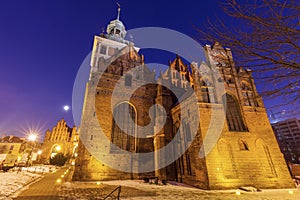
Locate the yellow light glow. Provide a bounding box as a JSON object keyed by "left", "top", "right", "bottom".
{"left": 28, "top": 134, "right": 37, "bottom": 141}
{"left": 61, "top": 175, "right": 64, "bottom": 178}
{"left": 55, "top": 146, "right": 61, "bottom": 151}
{"left": 56, "top": 179, "right": 62, "bottom": 183}
{"left": 96, "top": 181, "right": 101, "bottom": 185}
{"left": 288, "top": 190, "right": 294, "bottom": 194}
{"left": 37, "top": 150, "right": 42, "bottom": 155}
{"left": 235, "top": 191, "right": 241, "bottom": 195}
{"left": 20, "top": 124, "right": 43, "bottom": 144}
{"left": 71, "top": 161, "right": 75, "bottom": 165}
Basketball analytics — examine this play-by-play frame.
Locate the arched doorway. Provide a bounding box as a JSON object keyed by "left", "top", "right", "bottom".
{"left": 49, "top": 144, "right": 62, "bottom": 159}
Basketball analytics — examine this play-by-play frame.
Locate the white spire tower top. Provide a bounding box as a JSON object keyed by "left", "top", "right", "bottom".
{"left": 106, "top": 2, "right": 127, "bottom": 43}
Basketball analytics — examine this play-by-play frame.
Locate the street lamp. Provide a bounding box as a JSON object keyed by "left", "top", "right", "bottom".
{"left": 28, "top": 134, "right": 37, "bottom": 142}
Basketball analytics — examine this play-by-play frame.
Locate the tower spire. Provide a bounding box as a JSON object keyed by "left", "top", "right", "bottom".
{"left": 105, "top": 2, "right": 127, "bottom": 42}
{"left": 116, "top": 2, "right": 121, "bottom": 20}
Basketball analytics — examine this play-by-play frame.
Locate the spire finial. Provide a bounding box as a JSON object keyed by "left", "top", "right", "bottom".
{"left": 116, "top": 2, "right": 121, "bottom": 20}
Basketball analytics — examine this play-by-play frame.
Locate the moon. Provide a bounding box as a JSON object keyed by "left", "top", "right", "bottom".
{"left": 63, "top": 105, "right": 70, "bottom": 111}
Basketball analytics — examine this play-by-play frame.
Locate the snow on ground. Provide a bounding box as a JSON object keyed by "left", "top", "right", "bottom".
{"left": 19, "top": 165, "right": 58, "bottom": 173}
{"left": 0, "top": 165, "right": 57, "bottom": 199}
{"left": 99, "top": 180, "right": 300, "bottom": 200}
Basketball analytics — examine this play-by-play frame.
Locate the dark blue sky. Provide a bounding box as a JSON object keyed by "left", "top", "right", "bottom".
{"left": 0, "top": 0, "right": 291, "bottom": 139}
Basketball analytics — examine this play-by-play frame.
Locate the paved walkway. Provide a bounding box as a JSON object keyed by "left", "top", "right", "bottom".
{"left": 13, "top": 166, "right": 71, "bottom": 200}
{"left": 12, "top": 167, "right": 299, "bottom": 200}
{"left": 12, "top": 166, "right": 124, "bottom": 200}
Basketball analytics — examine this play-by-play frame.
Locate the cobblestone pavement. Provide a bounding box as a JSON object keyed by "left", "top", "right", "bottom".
{"left": 11, "top": 166, "right": 300, "bottom": 200}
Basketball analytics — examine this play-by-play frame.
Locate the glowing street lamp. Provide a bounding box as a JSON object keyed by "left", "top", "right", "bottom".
{"left": 28, "top": 134, "right": 37, "bottom": 142}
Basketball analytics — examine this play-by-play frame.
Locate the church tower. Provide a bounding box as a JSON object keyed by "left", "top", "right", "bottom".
{"left": 73, "top": 6, "right": 157, "bottom": 181}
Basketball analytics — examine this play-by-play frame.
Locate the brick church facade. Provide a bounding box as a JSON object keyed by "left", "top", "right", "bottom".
{"left": 40, "top": 119, "right": 78, "bottom": 164}
{"left": 73, "top": 7, "right": 294, "bottom": 189}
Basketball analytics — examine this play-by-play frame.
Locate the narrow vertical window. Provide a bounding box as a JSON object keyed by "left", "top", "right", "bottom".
{"left": 100, "top": 45, "right": 107, "bottom": 55}
{"left": 125, "top": 75, "right": 132, "bottom": 87}
{"left": 241, "top": 83, "right": 257, "bottom": 107}
{"left": 186, "top": 153, "right": 192, "bottom": 175}
{"left": 200, "top": 79, "right": 216, "bottom": 103}
{"left": 223, "top": 94, "right": 247, "bottom": 131}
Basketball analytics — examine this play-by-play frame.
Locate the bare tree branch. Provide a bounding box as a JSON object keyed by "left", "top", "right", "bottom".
{"left": 197, "top": 0, "right": 300, "bottom": 118}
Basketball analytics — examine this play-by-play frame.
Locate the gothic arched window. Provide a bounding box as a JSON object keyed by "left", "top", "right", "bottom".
{"left": 241, "top": 82, "right": 257, "bottom": 107}
{"left": 238, "top": 139, "right": 249, "bottom": 151}
{"left": 111, "top": 102, "right": 136, "bottom": 152}
{"left": 223, "top": 94, "right": 247, "bottom": 132}
{"left": 200, "top": 79, "right": 216, "bottom": 103}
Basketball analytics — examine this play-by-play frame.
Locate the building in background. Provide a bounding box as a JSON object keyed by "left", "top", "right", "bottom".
{"left": 0, "top": 136, "right": 42, "bottom": 170}
{"left": 73, "top": 7, "right": 294, "bottom": 190}
{"left": 40, "top": 119, "right": 78, "bottom": 164}
{"left": 272, "top": 118, "right": 300, "bottom": 164}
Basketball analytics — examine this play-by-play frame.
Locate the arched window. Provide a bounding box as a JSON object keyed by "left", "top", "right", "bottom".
{"left": 111, "top": 102, "right": 136, "bottom": 152}
{"left": 200, "top": 79, "right": 216, "bottom": 103}
{"left": 238, "top": 139, "right": 249, "bottom": 151}
{"left": 223, "top": 94, "right": 247, "bottom": 132}
{"left": 241, "top": 82, "right": 257, "bottom": 106}
{"left": 256, "top": 139, "right": 277, "bottom": 177}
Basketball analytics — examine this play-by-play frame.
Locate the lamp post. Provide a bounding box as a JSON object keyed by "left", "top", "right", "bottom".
{"left": 27, "top": 134, "right": 37, "bottom": 167}
{"left": 37, "top": 150, "right": 42, "bottom": 163}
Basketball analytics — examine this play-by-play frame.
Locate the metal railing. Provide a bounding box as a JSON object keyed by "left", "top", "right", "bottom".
{"left": 103, "top": 186, "right": 121, "bottom": 200}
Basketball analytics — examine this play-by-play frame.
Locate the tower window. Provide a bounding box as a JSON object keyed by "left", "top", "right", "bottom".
{"left": 125, "top": 75, "right": 132, "bottom": 87}
{"left": 111, "top": 103, "right": 136, "bottom": 152}
{"left": 241, "top": 83, "right": 257, "bottom": 107}
{"left": 108, "top": 47, "right": 116, "bottom": 56}
{"left": 200, "top": 79, "right": 216, "bottom": 103}
{"left": 100, "top": 45, "right": 107, "bottom": 55}
{"left": 186, "top": 153, "right": 192, "bottom": 175}
{"left": 223, "top": 94, "right": 247, "bottom": 132}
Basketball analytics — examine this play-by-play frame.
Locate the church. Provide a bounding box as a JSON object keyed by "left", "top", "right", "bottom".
{"left": 73, "top": 7, "right": 294, "bottom": 189}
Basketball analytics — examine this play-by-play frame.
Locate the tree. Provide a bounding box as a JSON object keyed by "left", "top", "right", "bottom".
{"left": 50, "top": 153, "right": 68, "bottom": 166}
{"left": 197, "top": 0, "right": 300, "bottom": 119}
